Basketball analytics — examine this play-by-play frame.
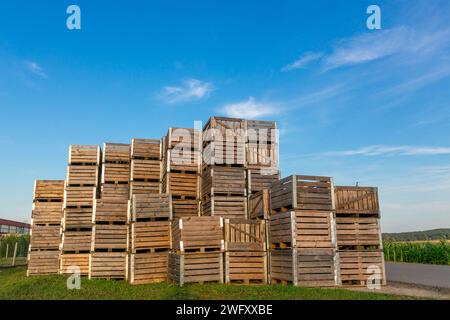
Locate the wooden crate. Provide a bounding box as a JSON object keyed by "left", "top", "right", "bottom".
{"left": 248, "top": 189, "right": 271, "bottom": 220}
{"left": 247, "top": 169, "right": 279, "bottom": 194}
{"left": 171, "top": 216, "right": 224, "bottom": 253}
{"left": 162, "top": 172, "right": 200, "bottom": 198}
{"left": 271, "top": 175, "right": 333, "bottom": 213}
{"left": 246, "top": 144, "right": 279, "bottom": 170}
{"left": 101, "top": 183, "right": 130, "bottom": 201}
{"left": 93, "top": 199, "right": 129, "bottom": 223}
{"left": 172, "top": 199, "right": 199, "bottom": 218}
{"left": 131, "top": 221, "right": 171, "bottom": 252}
{"left": 336, "top": 216, "right": 382, "bottom": 250}
{"left": 165, "top": 127, "right": 201, "bottom": 151}
{"left": 89, "top": 252, "right": 128, "bottom": 280}
{"left": 338, "top": 251, "right": 386, "bottom": 287}
{"left": 131, "top": 159, "right": 161, "bottom": 181}
{"left": 64, "top": 186, "right": 96, "bottom": 208}
{"left": 244, "top": 119, "right": 277, "bottom": 143}
{"left": 101, "top": 163, "right": 130, "bottom": 183}
{"left": 103, "top": 142, "right": 130, "bottom": 163}
{"left": 91, "top": 224, "right": 129, "bottom": 251}
{"left": 32, "top": 202, "right": 63, "bottom": 225}
{"left": 27, "top": 250, "right": 60, "bottom": 276}
{"left": 163, "top": 149, "right": 201, "bottom": 173}
{"left": 63, "top": 207, "right": 93, "bottom": 228}
{"left": 29, "top": 225, "right": 61, "bottom": 250}
{"left": 130, "top": 252, "right": 168, "bottom": 284}
{"left": 168, "top": 252, "right": 223, "bottom": 286}
{"left": 202, "top": 195, "right": 247, "bottom": 220}
{"left": 61, "top": 230, "right": 92, "bottom": 253}
{"left": 270, "top": 248, "right": 337, "bottom": 287}
{"left": 66, "top": 165, "right": 100, "bottom": 186}
{"left": 224, "top": 219, "right": 266, "bottom": 252}
{"left": 129, "top": 181, "right": 161, "bottom": 196}
{"left": 131, "top": 138, "right": 161, "bottom": 160}
{"left": 33, "top": 180, "right": 65, "bottom": 201}
{"left": 68, "top": 145, "right": 101, "bottom": 165}
{"left": 130, "top": 193, "right": 172, "bottom": 221}
{"left": 225, "top": 251, "right": 267, "bottom": 284}
{"left": 60, "top": 253, "right": 90, "bottom": 276}
{"left": 201, "top": 166, "right": 246, "bottom": 198}
{"left": 334, "top": 186, "right": 379, "bottom": 215}
{"left": 270, "top": 210, "right": 335, "bottom": 249}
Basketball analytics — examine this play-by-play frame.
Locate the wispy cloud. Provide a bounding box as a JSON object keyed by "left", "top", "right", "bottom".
{"left": 24, "top": 61, "right": 47, "bottom": 78}
{"left": 222, "top": 97, "right": 279, "bottom": 118}
{"left": 282, "top": 52, "right": 323, "bottom": 71}
{"left": 325, "top": 145, "right": 450, "bottom": 157}
{"left": 159, "top": 79, "right": 213, "bottom": 104}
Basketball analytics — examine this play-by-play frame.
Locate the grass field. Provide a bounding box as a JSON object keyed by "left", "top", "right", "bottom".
{"left": 0, "top": 267, "right": 412, "bottom": 300}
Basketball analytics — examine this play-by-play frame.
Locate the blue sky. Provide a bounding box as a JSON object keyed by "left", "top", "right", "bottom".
{"left": 1, "top": 0, "right": 449, "bottom": 232}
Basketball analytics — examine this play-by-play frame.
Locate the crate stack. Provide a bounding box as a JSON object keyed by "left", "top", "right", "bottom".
{"left": 27, "top": 180, "right": 64, "bottom": 276}
{"left": 88, "top": 143, "right": 131, "bottom": 280}
{"left": 130, "top": 139, "right": 162, "bottom": 197}
{"left": 224, "top": 219, "right": 268, "bottom": 284}
{"left": 269, "top": 175, "right": 338, "bottom": 287}
{"left": 129, "top": 193, "right": 172, "bottom": 284}
{"left": 201, "top": 117, "right": 247, "bottom": 219}
{"left": 60, "top": 145, "right": 100, "bottom": 276}
{"left": 162, "top": 128, "right": 201, "bottom": 218}
{"left": 334, "top": 186, "right": 385, "bottom": 287}
{"left": 169, "top": 216, "right": 224, "bottom": 286}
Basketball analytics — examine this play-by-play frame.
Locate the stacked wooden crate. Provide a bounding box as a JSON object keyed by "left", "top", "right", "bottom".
{"left": 130, "top": 138, "right": 162, "bottom": 197}
{"left": 334, "top": 186, "right": 385, "bottom": 287}
{"left": 169, "top": 216, "right": 224, "bottom": 286}
{"left": 244, "top": 120, "right": 280, "bottom": 195}
{"left": 27, "top": 180, "right": 64, "bottom": 276}
{"left": 201, "top": 117, "right": 247, "bottom": 219}
{"left": 88, "top": 143, "right": 131, "bottom": 280}
{"left": 129, "top": 193, "right": 172, "bottom": 284}
{"left": 224, "top": 219, "right": 267, "bottom": 284}
{"left": 269, "top": 175, "right": 338, "bottom": 287}
{"left": 162, "top": 128, "right": 201, "bottom": 218}
{"left": 60, "top": 145, "right": 100, "bottom": 276}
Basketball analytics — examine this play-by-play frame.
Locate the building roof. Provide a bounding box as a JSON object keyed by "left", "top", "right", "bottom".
{"left": 0, "top": 218, "right": 31, "bottom": 229}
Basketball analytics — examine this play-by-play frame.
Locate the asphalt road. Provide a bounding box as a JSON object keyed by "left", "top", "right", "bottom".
{"left": 386, "top": 262, "right": 450, "bottom": 289}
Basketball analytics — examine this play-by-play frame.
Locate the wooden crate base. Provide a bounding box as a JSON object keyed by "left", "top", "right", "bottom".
{"left": 101, "top": 183, "right": 130, "bottom": 201}
{"left": 130, "top": 252, "right": 168, "bottom": 284}
{"left": 33, "top": 180, "right": 65, "bottom": 201}
{"left": 89, "top": 252, "right": 128, "bottom": 280}
{"left": 225, "top": 251, "right": 267, "bottom": 284}
{"left": 131, "top": 159, "right": 161, "bottom": 181}
{"left": 60, "top": 253, "right": 90, "bottom": 276}
{"left": 61, "top": 230, "right": 92, "bottom": 252}
{"left": 64, "top": 186, "right": 96, "bottom": 207}
{"left": 129, "top": 181, "right": 161, "bottom": 196}
{"left": 336, "top": 215, "right": 382, "bottom": 249}
{"left": 168, "top": 252, "right": 223, "bottom": 286}
{"left": 27, "top": 250, "right": 60, "bottom": 276}
{"left": 66, "top": 165, "right": 100, "bottom": 186}
{"left": 130, "top": 193, "right": 172, "bottom": 221}
{"left": 172, "top": 198, "right": 199, "bottom": 218}
{"left": 270, "top": 248, "right": 337, "bottom": 288}
{"left": 338, "top": 251, "right": 386, "bottom": 287}
{"left": 32, "top": 202, "right": 63, "bottom": 225}
{"left": 93, "top": 199, "right": 129, "bottom": 223}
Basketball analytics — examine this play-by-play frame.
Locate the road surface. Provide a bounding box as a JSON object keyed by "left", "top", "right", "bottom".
{"left": 386, "top": 262, "right": 450, "bottom": 289}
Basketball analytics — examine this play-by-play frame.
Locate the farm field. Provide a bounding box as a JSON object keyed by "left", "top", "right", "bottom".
{"left": 0, "top": 267, "right": 410, "bottom": 300}
{"left": 384, "top": 241, "right": 450, "bottom": 265}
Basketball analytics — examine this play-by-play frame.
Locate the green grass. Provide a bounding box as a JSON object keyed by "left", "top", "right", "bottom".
{"left": 0, "top": 267, "right": 411, "bottom": 300}
{"left": 384, "top": 241, "right": 450, "bottom": 265}
{"left": 0, "top": 257, "right": 27, "bottom": 267}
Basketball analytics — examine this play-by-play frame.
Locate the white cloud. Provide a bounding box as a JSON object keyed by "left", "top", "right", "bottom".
{"left": 323, "top": 26, "right": 450, "bottom": 71}
{"left": 282, "top": 52, "right": 323, "bottom": 71}
{"left": 24, "top": 61, "right": 47, "bottom": 78}
{"left": 159, "top": 79, "right": 213, "bottom": 104}
{"left": 222, "top": 97, "right": 279, "bottom": 118}
{"left": 325, "top": 145, "right": 450, "bottom": 157}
